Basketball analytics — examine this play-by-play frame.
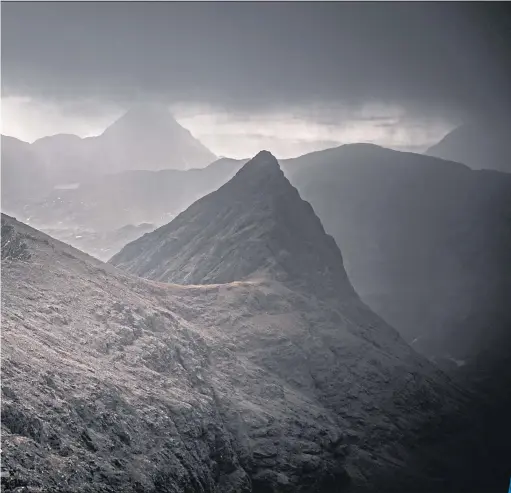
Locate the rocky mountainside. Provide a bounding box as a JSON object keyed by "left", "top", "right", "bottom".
{"left": 284, "top": 145, "right": 511, "bottom": 479}
{"left": 4, "top": 153, "right": 500, "bottom": 493}
{"left": 19, "top": 140, "right": 510, "bottom": 376}
{"left": 425, "top": 119, "right": 511, "bottom": 173}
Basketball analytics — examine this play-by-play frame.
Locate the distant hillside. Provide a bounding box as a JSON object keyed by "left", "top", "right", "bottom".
{"left": 1, "top": 135, "right": 53, "bottom": 211}
{"left": 426, "top": 120, "right": 511, "bottom": 173}
{"left": 18, "top": 157, "right": 244, "bottom": 230}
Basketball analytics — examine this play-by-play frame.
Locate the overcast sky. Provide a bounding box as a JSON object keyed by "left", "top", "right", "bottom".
{"left": 2, "top": 2, "right": 510, "bottom": 158}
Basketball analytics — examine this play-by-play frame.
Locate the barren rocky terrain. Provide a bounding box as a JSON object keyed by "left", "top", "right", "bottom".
{"left": 2, "top": 152, "right": 509, "bottom": 492}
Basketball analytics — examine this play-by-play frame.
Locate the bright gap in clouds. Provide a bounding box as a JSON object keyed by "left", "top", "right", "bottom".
{"left": 1, "top": 97, "right": 455, "bottom": 159}
{"left": 0, "top": 96, "right": 121, "bottom": 142}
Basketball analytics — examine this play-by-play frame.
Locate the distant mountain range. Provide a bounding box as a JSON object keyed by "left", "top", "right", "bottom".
{"left": 1, "top": 104, "right": 217, "bottom": 212}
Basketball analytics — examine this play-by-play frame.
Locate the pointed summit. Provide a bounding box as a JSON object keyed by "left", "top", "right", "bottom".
{"left": 231, "top": 150, "right": 284, "bottom": 183}
{"left": 101, "top": 103, "right": 183, "bottom": 137}
{"left": 96, "top": 103, "right": 216, "bottom": 171}
{"left": 242, "top": 149, "right": 279, "bottom": 169}
{"left": 110, "top": 151, "right": 356, "bottom": 300}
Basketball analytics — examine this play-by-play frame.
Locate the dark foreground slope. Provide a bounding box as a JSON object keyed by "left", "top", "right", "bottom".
{"left": 283, "top": 146, "right": 511, "bottom": 485}
{"left": 3, "top": 213, "right": 357, "bottom": 493}
{"left": 2, "top": 214, "right": 467, "bottom": 493}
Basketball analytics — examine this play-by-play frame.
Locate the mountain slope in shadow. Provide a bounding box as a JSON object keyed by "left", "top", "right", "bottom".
{"left": 285, "top": 144, "right": 511, "bottom": 374}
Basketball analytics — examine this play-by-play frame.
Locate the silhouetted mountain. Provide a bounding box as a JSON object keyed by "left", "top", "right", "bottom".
{"left": 426, "top": 119, "right": 511, "bottom": 173}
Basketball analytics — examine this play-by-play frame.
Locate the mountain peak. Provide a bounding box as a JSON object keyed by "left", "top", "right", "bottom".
{"left": 93, "top": 103, "right": 216, "bottom": 170}
{"left": 110, "top": 150, "right": 356, "bottom": 301}
{"left": 250, "top": 149, "right": 277, "bottom": 163}
{"left": 102, "top": 104, "right": 182, "bottom": 137}
{"left": 224, "top": 150, "right": 284, "bottom": 193}
{"left": 236, "top": 149, "right": 279, "bottom": 173}
{"left": 425, "top": 120, "right": 510, "bottom": 172}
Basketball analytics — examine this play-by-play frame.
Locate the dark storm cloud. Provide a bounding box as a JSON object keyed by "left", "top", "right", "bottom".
{"left": 2, "top": 2, "right": 510, "bottom": 120}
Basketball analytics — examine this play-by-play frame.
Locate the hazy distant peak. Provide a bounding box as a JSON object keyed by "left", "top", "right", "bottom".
{"left": 33, "top": 133, "right": 83, "bottom": 144}
{"left": 426, "top": 120, "right": 511, "bottom": 172}
{"left": 1, "top": 134, "right": 29, "bottom": 145}
{"left": 101, "top": 104, "right": 182, "bottom": 137}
